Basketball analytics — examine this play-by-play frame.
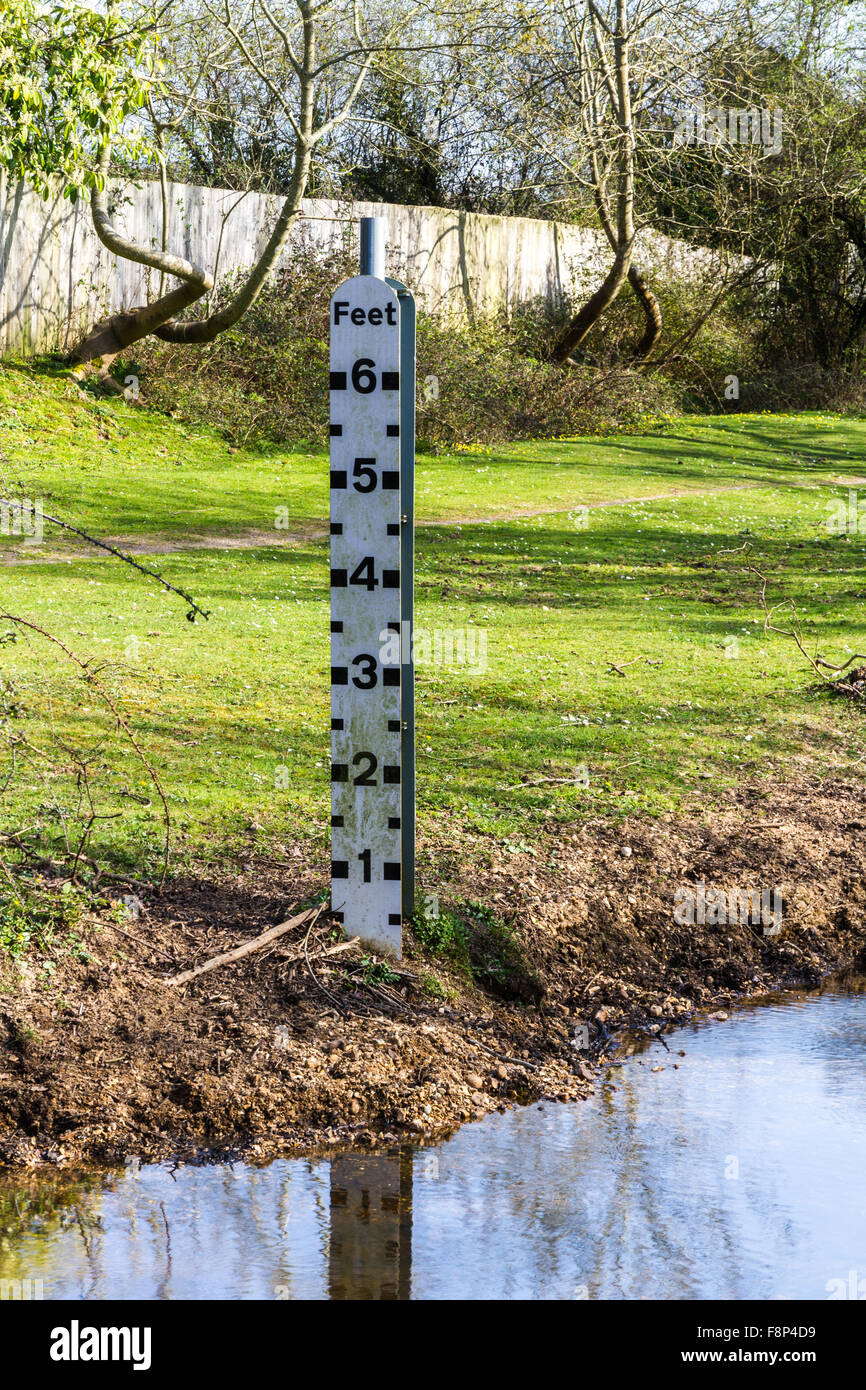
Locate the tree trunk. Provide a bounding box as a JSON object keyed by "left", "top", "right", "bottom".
{"left": 552, "top": 0, "right": 641, "bottom": 367}
{"left": 593, "top": 183, "right": 662, "bottom": 361}
{"left": 551, "top": 240, "right": 635, "bottom": 363}
{"left": 628, "top": 263, "right": 663, "bottom": 359}
{"left": 67, "top": 147, "right": 215, "bottom": 366}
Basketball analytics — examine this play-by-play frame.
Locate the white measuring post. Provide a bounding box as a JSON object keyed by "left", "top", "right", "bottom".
{"left": 330, "top": 218, "right": 415, "bottom": 958}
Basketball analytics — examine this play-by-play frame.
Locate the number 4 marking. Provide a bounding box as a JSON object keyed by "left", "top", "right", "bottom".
{"left": 349, "top": 557, "right": 377, "bottom": 590}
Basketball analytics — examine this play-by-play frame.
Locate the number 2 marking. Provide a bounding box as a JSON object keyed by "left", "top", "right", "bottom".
{"left": 353, "top": 751, "right": 378, "bottom": 785}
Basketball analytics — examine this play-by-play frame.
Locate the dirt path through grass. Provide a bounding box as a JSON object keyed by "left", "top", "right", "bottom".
{"left": 0, "top": 481, "right": 769, "bottom": 561}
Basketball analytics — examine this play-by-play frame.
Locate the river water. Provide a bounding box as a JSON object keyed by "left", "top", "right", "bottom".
{"left": 2, "top": 975, "right": 864, "bottom": 1300}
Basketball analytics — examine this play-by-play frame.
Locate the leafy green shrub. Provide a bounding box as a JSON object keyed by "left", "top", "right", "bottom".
{"left": 361, "top": 955, "right": 400, "bottom": 986}
{"left": 415, "top": 313, "right": 684, "bottom": 447}
{"left": 411, "top": 896, "right": 542, "bottom": 1002}
{"left": 735, "top": 365, "right": 866, "bottom": 415}
{"left": 124, "top": 234, "right": 356, "bottom": 448}
{"left": 419, "top": 970, "right": 452, "bottom": 1001}
{"left": 412, "top": 897, "right": 470, "bottom": 970}
{"left": 0, "top": 879, "right": 87, "bottom": 961}
{"left": 120, "top": 239, "right": 685, "bottom": 449}
{"left": 107, "top": 234, "right": 866, "bottom": 439}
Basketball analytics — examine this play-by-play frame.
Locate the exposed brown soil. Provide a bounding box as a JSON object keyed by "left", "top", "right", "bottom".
{"left": 1, "top": 778, "right": 865, "bottom": 1170}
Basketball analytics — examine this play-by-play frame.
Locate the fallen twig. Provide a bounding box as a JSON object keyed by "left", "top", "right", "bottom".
{"left": 321, "top": 936, "right": 361, "bottom": 960}
{"left": 745, "top": 564, "right": 866, "bottom": 694}
{"left": 501, "top": 773, "right": 590, "bottom": 790}
{"left": 301, "top": 905, "right": 348, "bottom": 1012}
{"left": 165, "top": 907, "right": 316, "bottom": 987}
{"left": 470, "top": 1035, "right": 540, "bottom": 1071}
{"left": 607, "top": 655, "right": 649, "bottom": 677}
{"left": 0, "top": 500, "right": 209, "bottom": 622}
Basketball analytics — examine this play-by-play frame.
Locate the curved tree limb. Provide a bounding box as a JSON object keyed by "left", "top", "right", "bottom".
{"left": 153, "top": 138, "right": 312, "bottom": 343}
{"left": 70, "top": 146, "right": 215, "bottom": 364}
{"left": 69, "top": 0, "right": 389, "bottom": 361}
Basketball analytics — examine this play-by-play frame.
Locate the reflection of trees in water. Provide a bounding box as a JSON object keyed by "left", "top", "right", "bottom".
{"left": 0, "top": 1172, "right": 103, "bottom": 1243}
{"left": 1, "top": 1151, "right": 417, "bottom": 1299}
{"left": 0, "top": 1161, "right": 333, "bottom": 1298}
{"left": 592, "top": 1068, "right": 722, "bottom": 1299}
{"left": 412, "top": 1007, "right": 845, "bottom": 1299}
{"left": 587, "top": 1000, "right": 866, "bottom": 1299}
{"left": 115, "top": 1161, "right": 331, "bottom": 1299}
{"left": 0, "top": 1171, "right": 105, "bottom": 1292}
{"left": 809, "top": 976, "right": 866, "bottom": 1079}
{"left": 588, "top": 1049, "right": 793, "bottom": 1298}
{"left": 409, "top": 1107, "right": 611, "bottom": 1298}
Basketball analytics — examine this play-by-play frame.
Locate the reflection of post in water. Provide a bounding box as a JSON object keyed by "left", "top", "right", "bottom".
{"left": 328, "top": 1149, "right": 413, "bottom": 1300}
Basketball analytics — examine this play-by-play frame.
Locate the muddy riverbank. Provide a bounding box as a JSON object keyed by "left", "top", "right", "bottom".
{"left": 3, "top": 975, "right": 864, "bottom": 1299}
{"left": 1, "top": 779, "right": 864, "bottom": 1169}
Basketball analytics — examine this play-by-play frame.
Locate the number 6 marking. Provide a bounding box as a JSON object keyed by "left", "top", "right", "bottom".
{"left": 352, "top": 359, "right": 376, "bottom": 393}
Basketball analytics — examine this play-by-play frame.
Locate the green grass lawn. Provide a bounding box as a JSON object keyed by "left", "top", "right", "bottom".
{"left": 2, "top": 361, "right": 865, "bottom": 887}
{"left": 4, "top": 359, "right": 866, "bottom": 538}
